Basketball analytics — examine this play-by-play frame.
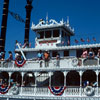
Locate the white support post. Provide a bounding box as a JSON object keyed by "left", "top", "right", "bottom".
{"left": 96, "top": 70, "right": 99, "bottom": 96}
{"left": 63, "top": 71, "right": 68, "bottom": 96}
{"left": 7, "top": 98, "right": 9, "bottom": 100}
{"left": 9, "top": 72, "right": 12, "bottom": 86}
{"left": 34, "top": 72, "right": 37, "bottom": 95}
{"left": 21, "top": 72, "right": 24, "bottom": 95}
{"left": 16, "top": 42, "right": 26, "bottom": 60}
{"left": 79, "top": 71, "right": 83, "bottom": 97}
{"left": 49, "top": 72, "right": 52, "bottom": 96}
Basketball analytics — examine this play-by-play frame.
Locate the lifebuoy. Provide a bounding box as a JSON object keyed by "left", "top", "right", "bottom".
{"left": 71, "top": 58, "right": 78, "bottom": 66}
{"left": 84, "top": 86, "right": 94, "bottom": 96}
{"left": 10, "top": 86, "right": 19, "bottom": 95}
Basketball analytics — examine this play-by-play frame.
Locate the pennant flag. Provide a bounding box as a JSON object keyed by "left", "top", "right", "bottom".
{"left": 93, "top": 37, "right": 96, "bottom": 41}
{"left": 0, "top": 85, "right": 11, "bottom": 94}
{"left": 87, "top": 38, "right": 90, "bottom": 42}
{"left": 80, "top": 38, "right": 85, "bottom": 42}
{"left": 48, "top": 86, "right": 66, "bottom": 96}
{"left": 75, "top": 39, "right": 78, "bottom": 43}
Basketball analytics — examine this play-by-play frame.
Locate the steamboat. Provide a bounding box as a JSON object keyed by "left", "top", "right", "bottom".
{"left": 0, "top": 0, "right": 100, "bottom": 100}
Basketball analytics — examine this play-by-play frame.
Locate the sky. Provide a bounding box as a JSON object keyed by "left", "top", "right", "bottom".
{"left": 0, "top": 0, "right": 100, "bottom": 58}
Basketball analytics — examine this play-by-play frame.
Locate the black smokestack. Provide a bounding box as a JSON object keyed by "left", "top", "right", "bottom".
{"left": 0, "top": 0, "right": 9, "bottom": 51}
{"left": 24, "top": 0, "right": 33, "bottom": 44}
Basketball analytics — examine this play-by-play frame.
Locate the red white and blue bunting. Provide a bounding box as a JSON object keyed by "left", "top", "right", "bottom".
{"left": 15, "top": 59, "right": 26, "bottom": 67}
{"left": 0, "top": 85, "right": 10, "bottom": 94}
{"left": 48, "top": 86, "right": 66, "bottom": 96}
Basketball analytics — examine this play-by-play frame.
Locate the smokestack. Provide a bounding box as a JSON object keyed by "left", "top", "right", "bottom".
{"left": 0, "top": 0, "right": 9, "bottom": 51}
{"left": 24, "top": 0, "right": 33, "bottom": 44}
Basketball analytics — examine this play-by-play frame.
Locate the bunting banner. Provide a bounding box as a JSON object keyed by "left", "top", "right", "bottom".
{"left": 0, "top": 85, "right": 11, "bottom": 94}
{"left": 15, "top": 59, "right": 26, "bottom": 67}
{"left": 48, "top": 86, "right": 66, "bottom": 96}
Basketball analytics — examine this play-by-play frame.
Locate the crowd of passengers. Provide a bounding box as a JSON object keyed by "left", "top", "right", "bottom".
{"left": 81, "top": 48, "right": 100, "bottom": 59}
{"left": 0, "top": 48, "right": 100, "bottom": 65}
{"left": 0, "top": 49, "right": 60, "bottom": 67}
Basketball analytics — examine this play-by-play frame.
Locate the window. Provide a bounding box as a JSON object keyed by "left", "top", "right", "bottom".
{"left": 37, "top": 31, "right": 44, "bottom": 39}
{"left": 64, "top": 50, "right": 69, "bottom": 57}
{"left": 45, "top": 31, "right": 51, "bottom": 38}
{"left": 52, "top": 51, "right": 58, "bottom": 57}
{"left": 53, "top": 30, "right": 59, "bottom": 37}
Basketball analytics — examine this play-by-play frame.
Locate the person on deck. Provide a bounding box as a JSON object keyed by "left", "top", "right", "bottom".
{"left": 81, "top": 48, "right": 88, "bottom": 58}
{"left": 97, "top": 49, "right": 100, "bottom": 58}
{"left": 37, "top": 50, "right": 43, "bottom": 67}
{"left": 6, "top": 51, "right": 13, "bottom": 61}
{"left": 44, "top": 50, "right": 50, "bottom": 67}
{"left": 56, "top": 53, "right": 60, "bottom": 67}
{"left": 88, "top": 48, "right": 95, "bottom": 59}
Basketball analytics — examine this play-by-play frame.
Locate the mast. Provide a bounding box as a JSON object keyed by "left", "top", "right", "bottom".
{"left": 24, "top": 0, "right": 33, "bottom": 44}
{"left": 0, "top": 0, "right": 9, "bottom": 51}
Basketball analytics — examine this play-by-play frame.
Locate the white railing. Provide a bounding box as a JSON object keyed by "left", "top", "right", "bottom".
{"left": 5, "top": 86, "right": 100, "bottom": 96}
{"left": 0, "top": 57, "right": 100, "bottom": 69}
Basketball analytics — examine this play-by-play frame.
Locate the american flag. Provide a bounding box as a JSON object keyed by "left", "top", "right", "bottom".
{"left": 75, "top": 39, "right": 78, "bottom": 43}
{"left": 80, "top": 38, "right": 85, "bottom": 42}
{"left": 87, "top": 38, "right": 90, "bottom": 42}
{"left": 93, "top": 37, "right": 96, "bottom": 41}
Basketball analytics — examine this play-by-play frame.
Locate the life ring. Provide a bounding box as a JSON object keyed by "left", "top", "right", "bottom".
{"left": 71, "top": 58, "right": 78, "bottom": 66}
{"left": 10, "top": 86, "right": 19, "bottom": 95}
{"left": 84, "top": 86, "right": 94, "bottom": 96}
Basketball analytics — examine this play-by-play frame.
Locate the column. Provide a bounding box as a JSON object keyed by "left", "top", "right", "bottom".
{"left": 49, "top": 72, "right": 52, "bottom": 96}
{"left": 63, "top": 71, "right": 68, "bottom": 96}
{"left": 8, "top": 72, "right": 12, "bottom": 86}
{"left": 34, "top": 72, "right": 37, "bottom": 95}
{"left": 79, "top": 71, "right": 83, "bottom": 96}
{"left": 96, "top": 70, "right": 99, "bottom": 96}
{"left": 20, "top": 72, "right": 24, "bottom": 95}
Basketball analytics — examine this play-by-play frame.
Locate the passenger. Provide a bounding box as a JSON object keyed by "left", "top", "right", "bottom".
{"left": 97, "top": 49, "right": 100, "bottom": 58}
{"left": 44, "top": 50, "right": 50, "bottom": 67}
{"left": 6, "top": 51, "right": 13, "bottom": 61}
{"left": 37, "top": 50, "right": 43, "bottom": 67}
{"left": 81, "top": 48, "right": 88, "bottom": 58}
{"left": 1, "top": 51, "right": 5, "bottom": 61}
{"left": 37, "top": 50, "right": 43, "bottom": 60}
{"left": 15, "top": 51, "right": 20, "bottom": 60}
{"left": 56, "top": 53, "right": 60, "bottom": 67}
{"left": 88, "top": 48, "right": 95, "bottom": 59}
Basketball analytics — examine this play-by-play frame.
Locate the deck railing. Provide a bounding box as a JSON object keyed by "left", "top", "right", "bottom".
{"left": 0, "top": 57, "right": 100, "bottom": 69}
{"left": 7, "top": 86, "right": 99, "bottom": 97}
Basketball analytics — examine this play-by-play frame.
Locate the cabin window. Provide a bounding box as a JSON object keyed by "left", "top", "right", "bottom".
{"left": 37, "top": 31, "right": 44, "bottom": 39}
{"left": 64, "top": 50, "right": 69, "bottom": 57}
{"left": 53, "top": 30, "right": 59, "bottom": 37}
{"left": 52, "top": 51, "right": 58, "bottom": 57}
{"left": 45, "top": 31, "right": 51, "bottom": 38}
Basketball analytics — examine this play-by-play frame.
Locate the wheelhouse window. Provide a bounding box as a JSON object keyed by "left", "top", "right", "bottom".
{"left": 64, "top": 50, "right": 69, "bottom": 57}
{"left": 37, "top": 31, "right": 44, "bottom": 39}
{"left": 52, "top": 51, "right": 58, "bottom": 57}
{"left": 45, "top": 31, "right": 51, "bottom": 38}
{"left": 53, "top": 30, "right": 59, "bottom": 37}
